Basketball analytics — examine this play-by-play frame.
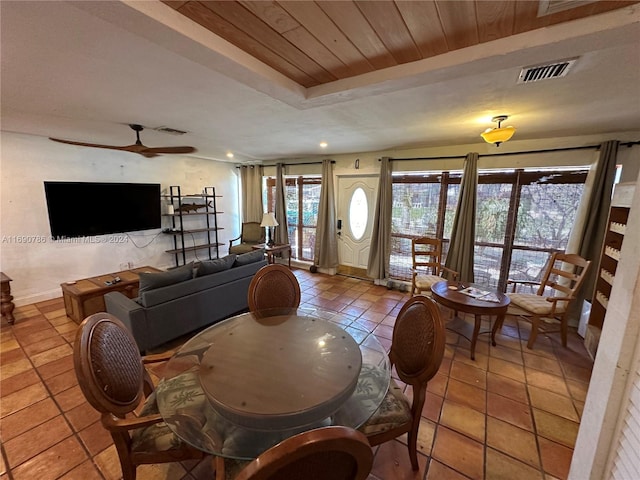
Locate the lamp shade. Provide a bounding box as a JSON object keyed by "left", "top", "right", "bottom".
{"left": 480, "top": 115, "right": 515, "bottom": 147}
{"left": 260, "top": 212, "right": 279, "bottom": 227}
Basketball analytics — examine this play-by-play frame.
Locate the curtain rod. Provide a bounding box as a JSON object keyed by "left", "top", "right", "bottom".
{"left": 382, "top": 140, "right": 640, "bottom": 161}
{"left": 236, "top": 160, "right": 335, "bottom": 168}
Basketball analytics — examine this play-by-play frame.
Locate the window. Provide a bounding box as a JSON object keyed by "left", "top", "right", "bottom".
{"left": 265, "top": 176, "right": 321, "bottom": 261}
{"left": 390, "top": 168, "right": 588, "bottom": 290}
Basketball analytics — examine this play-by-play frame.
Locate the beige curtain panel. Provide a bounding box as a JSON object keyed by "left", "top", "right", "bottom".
{"left": 367, "top": 157, "right": 393, "bottom": 281}
{"left": 274, "top": 163, "right": 289, "bottom": 248}
{"left": 566, "top": 140, "right": 619, "bottom": 321}
{"left": 240, "top": 165, "right": 264, "bottom": 223}
{"left": 314, "top": 159, "right": 339, "bottom": 268}
{"left": 444, "top": 152, "right": 478, "bottom": 283}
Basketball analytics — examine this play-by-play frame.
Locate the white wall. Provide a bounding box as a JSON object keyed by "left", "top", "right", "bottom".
{"left": 0, "top": 132, "right": 240, "bottom": 305}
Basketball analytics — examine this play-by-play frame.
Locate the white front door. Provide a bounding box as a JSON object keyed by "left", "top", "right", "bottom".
{"left": 337, "top": 175, "right": 378, "bottom": 272}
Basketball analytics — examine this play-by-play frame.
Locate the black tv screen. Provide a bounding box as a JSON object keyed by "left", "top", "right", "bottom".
{"left": 44, "top": 182, "right": 161, "bottom": 239}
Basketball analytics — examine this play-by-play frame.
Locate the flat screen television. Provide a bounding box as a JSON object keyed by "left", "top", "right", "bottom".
{"left": 44, "top": 181, "right": 161, "bottom": 239}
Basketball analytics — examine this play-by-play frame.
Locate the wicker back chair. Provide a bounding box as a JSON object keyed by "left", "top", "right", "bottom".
{"left": 247, "top": 264, "right": 301, "bottom": 312}
{"left": 216, "top": 426, "right": 372, "bottom": 480}
{"left": 359, "top": 295, "right": 445, "bottom": 470}
{"left": 73, "top": 313, "right": 202, "bottom": 480}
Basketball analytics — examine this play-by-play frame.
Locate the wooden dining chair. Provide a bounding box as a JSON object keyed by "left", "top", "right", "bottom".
{"left": 358, "top": 295, "right": 446, "bottom": 470}
{"left": 215, "top": 426, "right": 373, "bottom": 480}
{"left": 247, "top": 264, "right": 301, "bottom": 312}
{"left": 505, "top": 252, "right": 591, "bottom": 349}
{"left": 411, "top": 237, "right": 458, "bottom": 295}
{"left": 73, "top": 312, "right": 203, "bottom": 480}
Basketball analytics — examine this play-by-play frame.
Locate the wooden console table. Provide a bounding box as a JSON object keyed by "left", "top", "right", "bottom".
{"left": 61, "top": 266, "right": 161, "bottom": 323}
{"left": 253, "top": 243, "right": 291, "bottom": 268}
{"left": 1, "top": 272, "right": 16, "bottom": 325}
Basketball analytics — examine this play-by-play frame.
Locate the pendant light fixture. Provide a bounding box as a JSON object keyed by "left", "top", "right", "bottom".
{"left": 481, "top": 115, "right": 516, "bottom": 147}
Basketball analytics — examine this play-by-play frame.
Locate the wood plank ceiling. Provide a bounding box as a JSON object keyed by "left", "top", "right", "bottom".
{"left": 164, "top": 1, "right": 637, "bottom": 88}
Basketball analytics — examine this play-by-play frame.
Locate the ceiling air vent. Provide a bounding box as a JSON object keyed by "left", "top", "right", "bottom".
{"left": 153, "top": 126, "right": 188, "bottom": 135}
{"left": 518, "top": 58, "right": 578, "bottom": 84}
{"left": 537, "top": 1, "right": 596, "bottom": 17}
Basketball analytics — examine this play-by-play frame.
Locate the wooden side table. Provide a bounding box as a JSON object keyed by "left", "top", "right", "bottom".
{"left": 1, "top": 272, "right": 16, "bottom": 325}
{"left": 252, "top": 243, "right": 292, "bottom": 268}
{"left": 61, "top": 266, "right": 162, "bottom": 323}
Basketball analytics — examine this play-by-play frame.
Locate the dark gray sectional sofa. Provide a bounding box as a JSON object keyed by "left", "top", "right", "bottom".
{"left": 105, "top": 251, "right": 267, "bottom": 352}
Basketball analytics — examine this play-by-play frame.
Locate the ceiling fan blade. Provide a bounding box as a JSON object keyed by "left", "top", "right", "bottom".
{"left": 142, "top": 146, "right": 197, "bottom": 155}
{"left": 49, "top": 137, "right": 130, "bottom": 151}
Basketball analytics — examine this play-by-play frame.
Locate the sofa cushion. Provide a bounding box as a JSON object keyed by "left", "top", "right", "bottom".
{"left": 139, "top": 262, "right": 194, "bottom": 294}
{"left": 196, "top": 255, "right": 236, "bottom": 277}
{"left": 234, "top": 249, "right": 265, "bottom": 267}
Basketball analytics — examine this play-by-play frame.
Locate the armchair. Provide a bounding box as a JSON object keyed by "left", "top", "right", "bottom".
{"left": 229, "top": 222, "right": 265, "bottom": 254}
{"left": 505, "top": 252, "right": 591, "bottom": 349}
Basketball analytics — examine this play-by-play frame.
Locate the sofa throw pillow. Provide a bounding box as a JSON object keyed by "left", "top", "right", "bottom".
{"left": 233, "top": 249, "right": 265, "bottom": 267}
{"left": 139, "top": 262, "right": 194, "bottom": 293}
{"left": 195, "top": 254, "right": 236, "bottom": 277}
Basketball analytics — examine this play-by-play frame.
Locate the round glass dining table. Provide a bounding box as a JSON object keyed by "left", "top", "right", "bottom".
{"left": 155, "top": 307, "right": 390, "bottom": 460}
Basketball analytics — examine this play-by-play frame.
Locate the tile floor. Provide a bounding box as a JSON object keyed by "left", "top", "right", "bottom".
{"left": 0, "top": 269, "right": 594, "bottom": 480}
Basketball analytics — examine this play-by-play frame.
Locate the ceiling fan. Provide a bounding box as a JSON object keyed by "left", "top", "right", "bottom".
{"left": 49, "top": 124, "right": 197, "bottom": 158}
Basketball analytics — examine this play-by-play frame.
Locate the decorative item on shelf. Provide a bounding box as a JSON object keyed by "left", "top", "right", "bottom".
{"left": 260, "top": 212, "right": 279, "bottom": 247}
{"left": 167, "top": 204, "right": 174, "bottom": 215}
{"left": 481, "top": 115, "right": 516, "bottom": 147}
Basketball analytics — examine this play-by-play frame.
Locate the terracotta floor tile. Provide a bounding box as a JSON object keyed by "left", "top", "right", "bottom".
{"left": 21, "top": 335, "right": 67, "bottom": 357}
{"left": 453, "top": 348, "right": 489, "bottom": 370}
{"left": 372, "top": 323, "right": 394, "bottom": 340}
{"left": 449, "top": 361, "right": 487, "bottom": 390}
{"left": 561, "top": 362, "right": 592, "bottom": 383}
{"left": 421, "top": 391, "right": 444, "bottom": 423}
{"left": 525, "top": 369, "right": 570, "bottom": 397}
{"left": 574, "top": 399, "right": 585, "bottom": 418}
{"left": 528, "top": 385, "right": 579, "bottom": 422}
{"left": 137, "top": 462, "right": 189, "bottom": 480}
{"left": 486, "top": 447, "right": 544, "bottom": 480}
{"left": 426, "top": 459, "right": 472, "bottom": 480}
{"left": 427, "top": 372, "right": 449, "bottom": 396}
{"left": 0, "top": 369, "right": 41, "bottom": 398}
{"left": 566, "top": 379, "right": 589, "bottom": 402}
{"left": 0, "top": 358, "right": 32, "bottom": 382}
{"left": 65, "top": 401, "right": 101, "bottom": 432}
{"left": 488, "top": 357, "right": 526, "bottom": 383}
{"left": 10, "top": 436, "right": 87, "bottom": 480}
{"left": 0, "top": 346, "right": 27, "bottom": 365}
{"left": 93, "top": 445, "right": 123, "bottom": 480}
{"left": 0, "top": 382, "right": 49, "bottom": 418}
{"left": 445, "top": 378, "right": 487, "bottom": 413}
{"left": 36, "top": 354, "right": 74, "bottom": 380}
{"left": 0, "top": 338, "right": 20, "bottom": 353}
{"left": 494, "top": 333, "right": 526, "bottom": 351}
{"left": 371, "top": 439, "right": 427, "bottom": 480}
{"left": 43, "top": 368, "right": 78, "bottom": 395}
{"left": 14, "top": 328, "right": 60, "bottom": 347}
{"left": 57, "top": 460, "right": 104, "bottom": 480}
{"left": 490, "top": 345, "right": 524, "bottom": 365}
{"left": 523, "top": 352, "right": 563, "bottom": 376}
{"left": 533, "top": 408, "right": 579, "bottom": 448}
{"left": 538, "top": 437, "right": 573, "bottom": 479}
{"left": 440, "top": 400, "right": 486, "bottom": 442}
{"left": 486, "top": 372, "right": 528, "bottom": 404}
{"left": 54, "top": 385, "right": 86, "bottom": 412}
{"left": 486, "top": 416, "right": 540, "bottom": 469}
{"left": 4, "top": 415, "right": 72, "bottom": 468}
{"left": 487, "top": 392, "right": 533, "bottom": 431}
{"left": 78, "top": 420, "right": 113, "bottom": 456}
{"left": 54, "top": 321, "right": 78, "bottom": 335}
{"left": 416, "top": 418, "right": 437, "bottom": 456}
{"left": 0, "top": 398, "right": 61, "bottom": 441}
{"left": 432, "top": 426, "right": 484, "bottom": 480}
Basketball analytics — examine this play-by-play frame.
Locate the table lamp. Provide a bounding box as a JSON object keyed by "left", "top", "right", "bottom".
{"left": 260, "top": 212, "right": 279, "bottom": 247}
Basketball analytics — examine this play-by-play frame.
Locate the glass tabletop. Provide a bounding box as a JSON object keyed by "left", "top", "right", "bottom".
{"left": 155, "top": 307, "right": 390, "bottom": 460}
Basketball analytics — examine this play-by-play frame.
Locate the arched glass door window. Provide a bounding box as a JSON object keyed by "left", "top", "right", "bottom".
{"left": 349, "top": 187, "right": 368, "bottom": 240}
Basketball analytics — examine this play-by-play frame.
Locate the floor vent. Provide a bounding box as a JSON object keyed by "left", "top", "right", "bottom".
{"left": 518, "top": 58, "right": 578, "bottom": 84}
{"left": 153, "top": 126, "right": 188, "bottom": 135}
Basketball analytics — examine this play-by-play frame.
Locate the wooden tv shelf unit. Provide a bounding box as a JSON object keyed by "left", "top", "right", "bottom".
{"left": 61, "top": 266, "right": 161, "bottom": 323}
